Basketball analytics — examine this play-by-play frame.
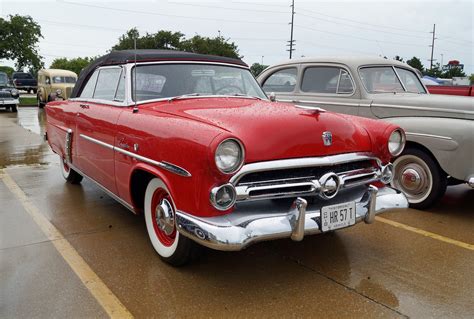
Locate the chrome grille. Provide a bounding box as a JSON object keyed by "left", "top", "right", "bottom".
{"left": 232, "top": 154, "right": 383, "bottom": 202}
{"left": 0, "top": 91, "right": 12, "bottom": 99}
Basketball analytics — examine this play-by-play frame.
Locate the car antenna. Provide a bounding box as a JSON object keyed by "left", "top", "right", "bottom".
{"left": 132, "top": 37, "right": 139, "bottom": 113}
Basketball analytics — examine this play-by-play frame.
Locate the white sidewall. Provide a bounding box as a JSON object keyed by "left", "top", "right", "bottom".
{"left": 60, "top": 157, "right": 71, "bottom": 180}
{"left": 144, "top": 178, "right": 179, "bottom": 258}
{"left": 392, "top": 154, "right": 433, "bottom": 204}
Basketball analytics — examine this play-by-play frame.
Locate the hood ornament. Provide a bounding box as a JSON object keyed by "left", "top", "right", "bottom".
{"left": 295, "top": 104, "right": 326, "bottom": 113}
{"left": 322, "top": 131, "right": 332, "bottom": 146}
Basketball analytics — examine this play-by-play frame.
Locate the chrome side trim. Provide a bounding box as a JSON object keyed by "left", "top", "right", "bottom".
{"left": 296, "top": 100, "right": 360, "bottom": 107}
{"left": 79, "top": 134, "right": 114, "bottom": 150}
{"left": 79, "top": 134, "right": 191, "bottom": 177}
{"left": 176, "top": 186, "right": 408, "bottom": 251}
{"left": 67, "top": 162, "right": 135, "bottom": 213}
{"left": 405, "top": 132, "right": 453, "bottom": 141}
{"left": 371, "top": 103, "right": 474, "bottom": 115}
{"left": 65, "top": 129, "right": 73, "bottom": 163}
{"left": 230, "top": 152, "right": 378, "bottom": 185}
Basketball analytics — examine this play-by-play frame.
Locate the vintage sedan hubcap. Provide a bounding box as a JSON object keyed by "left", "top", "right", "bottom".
{"left": 155, "top": 198, "right": 175, "bottom": 236}
{"left": 392, "top": 155, "right": 433, "bottom": 203}
{"left": 401, "top": 168, "right": 422, "bottom": 191}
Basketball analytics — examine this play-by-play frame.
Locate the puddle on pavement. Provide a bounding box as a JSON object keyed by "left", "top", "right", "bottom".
{"left": 0, "top": 107, "right": 54, "bottom": 168}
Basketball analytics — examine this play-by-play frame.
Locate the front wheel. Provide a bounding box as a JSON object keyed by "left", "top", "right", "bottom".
{"left": 60, "top": 157, "right": 83, "bottom": 184}
{"left": 391, "top": 147, "right": 447, "bottom": 209}
{"left": 10, "top": 104, "right": 17, "bottom": 112}
{"left": 144, "top": 178, "right": 200, "bottom": 266}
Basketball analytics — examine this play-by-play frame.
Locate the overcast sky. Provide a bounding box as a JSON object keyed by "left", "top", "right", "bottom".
{"left": 1, "top": 0, "right": 472, "bottom": 74}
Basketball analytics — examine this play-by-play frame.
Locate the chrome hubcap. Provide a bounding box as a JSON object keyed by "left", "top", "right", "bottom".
{"left": 154, "top": 198, "right": 175, "bottom": 235}
{"left": 401, "top": 168, "right": 422, "bottom": 191}
{"left": 392, "top": 155, "right": 433, "bottom": 203}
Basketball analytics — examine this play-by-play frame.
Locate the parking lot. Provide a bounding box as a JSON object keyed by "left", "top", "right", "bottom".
{"left": 1, "top": 107, "right": 473, "bottom": 318}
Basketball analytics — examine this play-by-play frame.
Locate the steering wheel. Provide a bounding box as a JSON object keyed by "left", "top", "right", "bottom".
{"left": 215, "top": 85, "right": 244, "bottom": 94}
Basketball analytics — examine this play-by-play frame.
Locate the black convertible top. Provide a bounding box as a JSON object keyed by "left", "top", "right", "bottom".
{"left": 71, "top": 49, "right": 248, "bottom": 98}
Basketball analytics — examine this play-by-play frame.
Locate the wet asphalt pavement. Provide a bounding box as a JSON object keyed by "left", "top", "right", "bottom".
{"left": 1, "top": 107, "right": 473, "bottom": 318}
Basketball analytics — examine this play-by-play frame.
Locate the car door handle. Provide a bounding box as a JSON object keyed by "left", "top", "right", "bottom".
{"left": 79, "top": 103, "right": 89, "bottom": 109}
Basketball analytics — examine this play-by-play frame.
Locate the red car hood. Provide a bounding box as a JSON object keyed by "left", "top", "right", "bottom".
{"left": 148, "top": 98, "right": 372, "bottom": 163}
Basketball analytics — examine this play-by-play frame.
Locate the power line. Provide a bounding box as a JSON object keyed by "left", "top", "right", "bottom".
{"left": 298, "top": 6, "right": 428, "bottom": 34}
{"left": 298, "top": 12, "right": 430, "bottom": 39}
{"left": 62, "top": 1, "right": 286, "bottom": 26}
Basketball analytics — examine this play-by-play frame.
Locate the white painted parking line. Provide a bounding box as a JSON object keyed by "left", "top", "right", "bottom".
{"left": 376, "top": 216, "right": 474, "bottom": 251}
{"left": 0, "top": 169, "right": 134, "bottom": 318}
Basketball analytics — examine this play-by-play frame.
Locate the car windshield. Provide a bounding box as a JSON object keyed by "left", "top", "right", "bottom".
{"left": 359, "top": 66, "right": 426, "bottom": 94}
{"left": 0, "top": 74, "right": 8, "bottom": 85}
{"left": 52, "top": 76, "right": 77, "bottom": 84}
{"left": 14, "top": 73, "right": 33, "bottom": 79}
{"left": 131, "top": 63, "right": 267, "bottom": 101}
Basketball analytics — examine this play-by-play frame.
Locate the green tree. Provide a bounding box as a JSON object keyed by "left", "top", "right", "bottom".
{"left": 250, "top": 63, "right": 268, "bottom": 77}
{"left": 442, "top": 67, "right": 466, "bottom": 79}
{"left": 111, "top": 29, "right": 241, "bottom": 59}
{"left": 112, "top": 28, "right": 184, "bottom": 51}
{"left": 0, "top": 15, "right": 43, "bottom": 72}
{"left": 423, "top": 63, "right": 443, "bottom": 78}
{"left": 469, "top": 74, "right": 474, "bottom": 85}
{"left": 50, "top": 57, "right": 94, "bottom": 76}
{"left": 0, "top": 65, "right": 15, "bottom": 78}
{"left": 179, "top": 35, "right": 240, "bottom": 58}
{"left": 406, "top": 57, "right": 424, "bottom": 72}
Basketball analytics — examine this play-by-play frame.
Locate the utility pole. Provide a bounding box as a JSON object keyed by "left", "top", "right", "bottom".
{"left": 429, "top": 24, "right": 436, "bottom": 70}
{"left": 287, "top": 0, "right": 295, "bottom": 59}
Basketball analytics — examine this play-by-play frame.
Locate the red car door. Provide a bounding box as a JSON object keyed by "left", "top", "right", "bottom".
{"left": 74, "top": 66, "right": 125, "bottom": 195}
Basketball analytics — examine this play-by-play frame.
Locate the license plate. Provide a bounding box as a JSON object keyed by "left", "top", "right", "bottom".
{"left": 321, "top": 201, "right": 356, "bottom": 232}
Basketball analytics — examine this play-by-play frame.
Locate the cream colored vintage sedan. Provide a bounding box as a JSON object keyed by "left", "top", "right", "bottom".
{"left": 258, "top": 56, "right": 474, "bottom": 209}
{"left": 37, "top": 69, "right": 77, "bottom": 108}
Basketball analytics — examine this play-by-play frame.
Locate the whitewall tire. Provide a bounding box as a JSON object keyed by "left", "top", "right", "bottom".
{"left": 60, "top": 157, "right": 83, "bottom": 184}
{"left": 144, "top": 178, "right": 199, "bottom": 266}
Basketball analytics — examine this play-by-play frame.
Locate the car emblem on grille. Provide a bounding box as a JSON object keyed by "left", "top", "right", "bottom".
{"left": 322, "top": 131, "right": 332, "bottom": 146}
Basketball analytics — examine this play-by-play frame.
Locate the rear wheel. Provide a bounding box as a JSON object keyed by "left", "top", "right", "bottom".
{"left": 60, "top": 157, "right": 83, "bottom": 184}
{"left": 144, "top": 178, "right": 199, "bottom": 266}
{"left": 391, "top": 147, "right": 447, "bottom": 209}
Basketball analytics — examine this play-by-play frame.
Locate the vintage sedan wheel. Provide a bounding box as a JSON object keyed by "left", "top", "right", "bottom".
{"left": 391, "top": 147, "right": 447, "bottom": 209}
{"left": 144, "top": 178, "right": 199, "bottom": 266}
{"left": 60, "top": 157, "right": 83, "bottom": 184}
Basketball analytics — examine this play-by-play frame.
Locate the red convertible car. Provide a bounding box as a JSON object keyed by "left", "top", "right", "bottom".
{"left": 46, "top": 50, "right": 408, "bottom": 265}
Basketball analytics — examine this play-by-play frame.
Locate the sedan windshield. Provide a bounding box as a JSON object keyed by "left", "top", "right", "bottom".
{"left": 132, "top": 63, "right": 267, "bottom": 101}
{"left": 0, "top": 74, "right": 8, "bottom": 85}
{"left": 52, "top": 76, "right": 77, "bottom": 84}
{"left": 359, "top": 66, "right": 426, "bottom": 94}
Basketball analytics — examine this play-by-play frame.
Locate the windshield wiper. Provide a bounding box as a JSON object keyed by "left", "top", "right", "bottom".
{"left": 167, "top": 93, "right": 201, "bottom": 102}
{"left": 229, "top": 93, "right": 262, "bottom": 100}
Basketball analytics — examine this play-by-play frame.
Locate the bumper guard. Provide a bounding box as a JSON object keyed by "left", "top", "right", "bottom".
{"left": 176, "top": 186, "right": 408, "bottom": 251}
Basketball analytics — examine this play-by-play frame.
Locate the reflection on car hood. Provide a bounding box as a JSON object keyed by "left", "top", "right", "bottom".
{"left": 149, "top": 98, "right": 373, "bottom": 163}
{"left": 370, "top": 93, "right": 474, "bottom": 120}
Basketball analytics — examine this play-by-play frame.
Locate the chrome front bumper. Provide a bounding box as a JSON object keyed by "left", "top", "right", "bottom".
{"left": 176, "top": 185, "right": 408, "bottom": 251}
{"left": 0, "top": 98, "right": 19, "bottom": 105}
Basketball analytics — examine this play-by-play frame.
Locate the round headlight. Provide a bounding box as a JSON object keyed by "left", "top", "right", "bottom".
{"left": 215, "top": 138, "right": 244, "bottom": 174}
{"left": 388, "top": 129, "right": 405, "bottom": 157}
{"left": 55, "top": 89, "right": 62, "bottom": 96}
{"left": 11, "top": 89, "right": 19, "bottom": 97}
{"left": 210, "top": 184, "right": 237, "bottom": 210}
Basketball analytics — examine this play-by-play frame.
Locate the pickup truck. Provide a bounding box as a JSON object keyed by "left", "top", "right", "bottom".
{"left": 427, "top": 85, "right": 474, "bottom": 97}
{"left": 12, "top": 72, "right": 37, "bottom": 93}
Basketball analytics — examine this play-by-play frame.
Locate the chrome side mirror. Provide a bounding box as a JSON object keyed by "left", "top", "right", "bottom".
{"left": 269, "top": 92, "right": 276, "bottom": 102}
